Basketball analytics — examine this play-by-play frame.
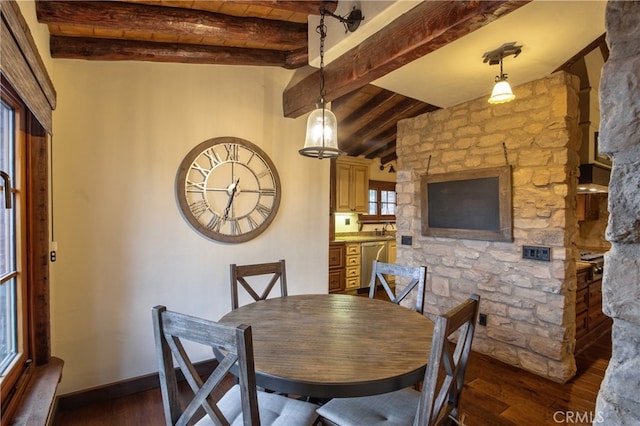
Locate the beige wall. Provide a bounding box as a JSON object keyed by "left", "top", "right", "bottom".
{"left": 19, "top": 1, "right": 329, "bottom": 395}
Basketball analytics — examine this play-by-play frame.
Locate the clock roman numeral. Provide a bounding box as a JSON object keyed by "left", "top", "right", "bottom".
{"left": 255, "top": 203, "right": 271, "bottom": 219}
{"left": 225, "top": 144, "right": 239, "bottom": 162}
{"left": 246, "top": 151, "right": 256, "bottom": 166}
{"left": 206, "top": 213, "right": 222, "bottom": 232}
{"left": 190, "top": 161, "right": 211, "bottom": 177}
{"left": 189, "top": 199, "right": 209, "bottom": 218}
{"left": 246, "top": 215, "right": 258, "bottom": 230}
{"left": 230, "top": 219, "right": 240, "bottom": 235}
{"left": 257, "top": 168, "right": 272, "bottom": 179}
{"left": 185, "top": 180, "right": 206, "bottom": 193}
{"left": 203, "top": 147, "right": 222, "bottom": 167}
{"left": 260, "top": 188, "right": 276, "bottom": 196}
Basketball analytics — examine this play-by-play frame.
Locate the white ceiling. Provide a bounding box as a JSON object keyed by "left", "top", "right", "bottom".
{"left": 312, "top": 0, "right": 607, "bottom": 108}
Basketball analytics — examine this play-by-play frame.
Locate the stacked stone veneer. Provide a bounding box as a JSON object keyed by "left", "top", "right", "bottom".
{"left": 595, "top": 2, "right": 640, "bottom": 423}
{"left": 396, "top": 71, "right": 583, "bottom": 382}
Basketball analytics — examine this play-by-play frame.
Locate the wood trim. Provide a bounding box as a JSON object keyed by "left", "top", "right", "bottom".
{"left": 283, "top": 0, "right": 531, "bottom": 118}
{"left": 26, "top": 115, "right": 50, "bottom": 365}
{"left": 49, "top": 35, "right": 294, "bottom": 68}
{"left": 358, "top": 180, "right": 396, "bottom": 222}
{"left": 56, "top": 359, "right": 218, "bottom": 411}
{"left": 11, "top": 357, "right": 63, "bottom": 426}
{"left": 553, "top": 33, "right": 608, "bottom": 73}
{"left": 1, "top": 0, "right": 56, "bottom": 132}
{"left": 121, "top": 0, "right": 338, "bottom": 18}
{"left": 0, "top": 76, "right": 51, "bottom": 426}
{"left": 420, "top": 166, "right": 513, "bottom": 242}
{"left": 36, "top": 1, "right": 307, "bottom": 51}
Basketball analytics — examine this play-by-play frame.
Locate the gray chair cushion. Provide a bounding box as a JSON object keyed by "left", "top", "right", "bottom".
{"left": 196, "top": 384, "right": 319, "bottom": 426}
{"left": 316, "top": 387, "right": 421, "bottom": 426}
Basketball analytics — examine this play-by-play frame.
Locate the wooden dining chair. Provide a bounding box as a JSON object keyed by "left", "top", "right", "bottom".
{"left": 316, "top": 294, "right": 480, "bottom": 426}
{"left": 369, "top": 260, "right": 428, "bottom": 314}
{"left": 152, "top": 305, "right": 319, "bottom": 426}
{"left": 230, "top": 259, "right": 287, "bottom": 310}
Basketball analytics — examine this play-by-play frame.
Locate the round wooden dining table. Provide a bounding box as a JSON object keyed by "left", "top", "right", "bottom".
{"left": 218, "top": 293, "right": 434, "bottom": 399}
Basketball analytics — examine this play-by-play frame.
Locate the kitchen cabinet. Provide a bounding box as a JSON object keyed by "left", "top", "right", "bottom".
{"left": 328, "top": 242, "right": 345, "bottom": 293}
{"left": 335, "top": 157, "right": 370, "bottom": 213}
{"left": 577, "top": 193, "right": 600, "bottom": 221}
{"left": 575, "top": 267, "right": 611, "bottom": 354}
{"left": 575, "top": 269, "right": 590, "bottom": 342}
{"left": 388, "top": 241, "right": 397, "bottom": 264}
{"left": 330, "top": 237, "right": 395, "bottom": 294}
{"left": 345, "top": 243, "right": 361, "bottom": 292}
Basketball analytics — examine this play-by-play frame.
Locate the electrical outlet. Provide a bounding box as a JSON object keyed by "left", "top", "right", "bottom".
{"left": 478, "top": 313, "right": 487, "bottom": 326}
{"left": 401, "top": 235, "right": 412, "bottom": 245}
{"left": 522, "top": 246, "right": 551, "bottom": 261}
{"left": 345, "top": 218, "right": 350, "bottom": 225}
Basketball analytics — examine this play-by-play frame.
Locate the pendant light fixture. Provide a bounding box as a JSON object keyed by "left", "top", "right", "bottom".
{"left": 300, "top": 7, "right": 364, "bottom": 159}
{"left": 483, "top": 42, "right": 522, "bottom": 105}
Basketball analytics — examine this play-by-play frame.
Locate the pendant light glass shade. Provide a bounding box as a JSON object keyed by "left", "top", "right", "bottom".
{"left": 299, "top": 106, "right": 340, "bottom": 159}
{"left": 488, "top": 78, "right": 515, "bottom": 104}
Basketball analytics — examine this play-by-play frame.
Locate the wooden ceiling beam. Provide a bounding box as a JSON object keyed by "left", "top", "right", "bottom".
{"left": 49, "top": 35, "right": 293, "bottom": 67}
{"left": 336, "top": 95, "right": 404, "bottom": 143}
{"left": 284, "top": 47, "right": 309, "bottom": 70}
{"left": 371, "top": 146, "right": 398, "bottom": 163}
{"left": 553, "top": 33, "right": 607, "bottom": 73}
{"left": 379, "top": 149, "right": 398, "bottom": 166}
{"left": 339, "top": 98, "right": 430, "bottom": 153}
{"left": 355, "top": 129, "right": 397, "bottom": 158}
{"left": 221, "top": 0, "right": 338, "bottom": 16}
{"left": 344, "top": 102, "right": 437, "bottom": 158}
{"left": 119, "top": 0, "right": 337, "bottom": 20}
{"left": 335, "top": 89, "right": 398, "bottom": 129}
{"left": 283, "top": 0, "right": 531, "bottom": 118}
{"left": 36, "top": 1, "right": 308, "bottom": 50}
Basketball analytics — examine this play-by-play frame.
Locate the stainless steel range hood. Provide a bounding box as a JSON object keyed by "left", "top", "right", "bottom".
{"left": 578, "top": 163, "right": 610, "bottom": 193}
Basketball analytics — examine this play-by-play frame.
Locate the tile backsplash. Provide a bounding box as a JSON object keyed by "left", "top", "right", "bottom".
{"left": 335, "top": 212, "right": 396, "bottom": 234}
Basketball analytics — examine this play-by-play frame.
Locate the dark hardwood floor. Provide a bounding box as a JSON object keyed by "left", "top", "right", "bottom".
{"left": 54, "top": 331, "right": 611, "bottom": 426}
{"left": 459, "top": 332, "right": 610, "bottom": 426}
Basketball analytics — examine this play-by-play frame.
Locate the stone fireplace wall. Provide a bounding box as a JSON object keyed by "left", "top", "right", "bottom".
{"left": 396, "top": 71, "right": 582, "bottom": 382}
{"left": 595, "top": 1, "right": 640, "bottom": 423}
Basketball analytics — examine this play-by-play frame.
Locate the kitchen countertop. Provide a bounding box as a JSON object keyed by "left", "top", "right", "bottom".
{"left": 577, "top": 261, "right": 593, "bottom": 272}
{"left": 334, "top": 233, "right": 396, "bottom": 243}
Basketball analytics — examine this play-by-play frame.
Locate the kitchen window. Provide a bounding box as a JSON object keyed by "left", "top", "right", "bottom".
{"left": 361, "top": 180, "right": 396, "bottom": 221}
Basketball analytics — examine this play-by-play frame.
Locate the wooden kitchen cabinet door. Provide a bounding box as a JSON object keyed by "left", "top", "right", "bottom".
{"left": 328, "top": 242, "right": 346, "bottom": 293}
{"left": 335, "top": 157, "right": 370, "bottom": 213}
{"left": 576, "top": 193, "right": 600, "bottom": 221}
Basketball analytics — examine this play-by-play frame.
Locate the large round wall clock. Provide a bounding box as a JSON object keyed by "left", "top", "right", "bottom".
{"left": 176, "top": 137, "right": 281, "bottom": 243}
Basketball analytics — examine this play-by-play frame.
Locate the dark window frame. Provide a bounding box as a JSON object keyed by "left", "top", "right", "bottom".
{"left": 0, "top": 75, "right": 50, "bottom": 424}
{"left": 359, "top": 180, "right": 396, "bottom": 222}
{"left": 1, "top": 2, "right": 55, "bottom": 421}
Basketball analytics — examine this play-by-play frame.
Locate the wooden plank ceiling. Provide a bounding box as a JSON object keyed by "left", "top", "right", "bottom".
{"left": 36, "top": 0, "right": 531, "bottom": 164}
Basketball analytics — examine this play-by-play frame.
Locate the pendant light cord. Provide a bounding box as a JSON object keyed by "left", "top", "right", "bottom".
{"left": 318, "top": 9, "right": 327, "bottom": 108}
{"left": 318, "top": 8, "right": 328, "bottom": 153}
